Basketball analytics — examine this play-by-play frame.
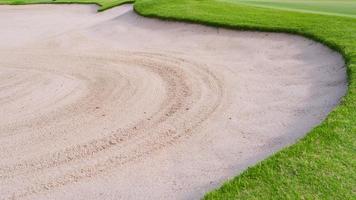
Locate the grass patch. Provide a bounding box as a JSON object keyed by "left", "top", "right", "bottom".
{"left": 0, "top": 0, "right": 355, "bottom": 199}
{"left": 223, "top": 0, "right": 356, "bottom": 18}
{"left": 10, "top": 0, "right": 25, "bottom": 4}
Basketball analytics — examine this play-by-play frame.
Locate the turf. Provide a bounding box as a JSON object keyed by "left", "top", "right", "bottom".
{"left": 0, "top": 0, "right": 355, "bottom": 199}
{"left": 223, "top": 0, "right": 356, "bottom": 18}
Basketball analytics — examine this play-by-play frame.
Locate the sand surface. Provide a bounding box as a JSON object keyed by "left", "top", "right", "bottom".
{"left": 0, "top": 4, "right": 346, "bottom": 200}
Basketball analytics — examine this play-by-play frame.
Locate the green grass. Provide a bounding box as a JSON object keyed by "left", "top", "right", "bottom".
{"left": 0, "top": 0, "right": 355, "bottom": 199}
{"left": 223, "top": 0, "right": 356, "bottom": 18}
{"left": 0, "top": 0, "right": 133, "bottom": 11}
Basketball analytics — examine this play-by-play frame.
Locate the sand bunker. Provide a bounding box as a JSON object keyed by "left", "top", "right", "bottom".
{"left": 0, "top": 4, "right": 346, "bottom": 200}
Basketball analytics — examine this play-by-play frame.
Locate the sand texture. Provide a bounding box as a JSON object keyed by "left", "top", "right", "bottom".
{"left": 0, "top": 4, "right": 346, "bottom": 200}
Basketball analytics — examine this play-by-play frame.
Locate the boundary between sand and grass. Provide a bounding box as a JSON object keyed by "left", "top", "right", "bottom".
{"left": 133, "top": 1, "right": 355, "bottom": 199}
{"left": 0, "top": 0, "right": 133, "bottom": 11}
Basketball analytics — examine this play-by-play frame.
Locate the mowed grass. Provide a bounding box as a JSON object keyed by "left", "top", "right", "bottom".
{"left": 0, "top": 0, "right": 355, "bottom": 199}
{"left": 134, "top": 0, "right": 356, "bottom": 199}
{"left": 0, "top": 0, "right": 133, "bottom": 11}
{"left": 224, "top": 0, "right": 356, "bottom": 18}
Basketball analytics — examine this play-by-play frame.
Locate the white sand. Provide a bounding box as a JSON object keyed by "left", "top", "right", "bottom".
{"left": 0, "top": 4, "right": 346, "bottom": 200}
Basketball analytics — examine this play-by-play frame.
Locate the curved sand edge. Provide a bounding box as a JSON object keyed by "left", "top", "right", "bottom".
{"left": 0, "top": 4, "right": 346, "bottom": 200}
